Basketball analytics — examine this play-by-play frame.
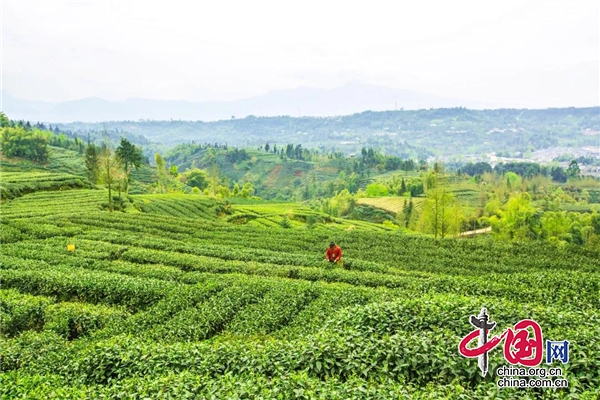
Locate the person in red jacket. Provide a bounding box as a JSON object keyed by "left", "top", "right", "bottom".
{"left": 325, "top": 242, "right": 342, "bottom": 264}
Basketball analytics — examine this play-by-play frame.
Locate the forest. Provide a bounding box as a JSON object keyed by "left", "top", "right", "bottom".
{"left": 53, "top": 107, "right": 600, "bottom": 159}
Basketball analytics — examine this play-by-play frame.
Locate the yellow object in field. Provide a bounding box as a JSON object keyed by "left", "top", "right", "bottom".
{"left": 336, "top": 259, "right": 343, "bottom": 267}
{"left": 67, "top": 244, "right": 75, "bottom": 252}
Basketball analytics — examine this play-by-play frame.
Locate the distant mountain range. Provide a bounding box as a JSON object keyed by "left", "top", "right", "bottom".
{"left": 2, "top": 82, "right": 513, "bottom": 123}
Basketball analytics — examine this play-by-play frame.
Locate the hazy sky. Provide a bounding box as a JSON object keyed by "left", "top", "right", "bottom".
{"left": 2, "top": 0, "right": 599, "bottom": 107}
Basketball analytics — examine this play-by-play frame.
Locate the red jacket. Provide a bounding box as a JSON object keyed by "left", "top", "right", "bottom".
{"left": 326, "top": 245, "right": 342, "bottom": 261}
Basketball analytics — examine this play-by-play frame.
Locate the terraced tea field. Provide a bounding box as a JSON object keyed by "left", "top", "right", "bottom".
{"left": 357, "top": 196, "right": 425, "bottom": 214}
{"left": 1, "top": 186, "right": 599, "bottom": 398}
{"left": 0, "top": 171, "right": 93, "bottom": 200}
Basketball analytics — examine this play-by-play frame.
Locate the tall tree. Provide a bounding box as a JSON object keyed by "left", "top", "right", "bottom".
{"left": 550, "top": 166, "right": 567, "bottom": 183}
{"left": 567, "top": 160, "right": 580, "bottom": 179}
{"left": 154, "top": 153, "right": 166, "bottom": 193}
{"left": 401, "top": 198, "right": 414, "bottom": 228}
{"left": 0, "top": 112, "right": 10, "bottom": 128}
{"left": 85, "top": 144, "right": 100, "bottom": 184}
{"left": 209, "top": 163, "right": 220, "bottom": 196}
{"left": 419, "top": 173, "right": 462, "bottom": 238}
{"left": 115, "top": 138, "right": 143, "bottom": 192}
{"left": 241, "top": 182, "right": 254, "bottom": 198}
{"left": 98, "top": 147, "right": 124, "bottom": 212}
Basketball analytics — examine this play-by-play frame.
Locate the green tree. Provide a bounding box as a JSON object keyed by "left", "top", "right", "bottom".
{"left": 217, "top": 185, "right": 230, "bottom": 198}
{"left": 365, "top": 183, "right": 389, "bottom": 197}
{"left": 399, "top": 198, "right": 414, "bottom": 228}
{"left": 485, "top": 196, "right": 502, "bottom": 216}
{"left": 488, "top": 192, "right": 538, "bottom": 241}
{"left": 0, "top": 112, "right": 10, "bottom": 128}
{"left": 550, "top": 166, "right": 567, "bottom": 183}
{"left": 155, "top": 153, "right": 166, "bottom": 173}
{"left": 115, "top": 138, "right": 143, "bottom": 193}
{"left": 449, "top": 202, "right": 464, "bottom": 237}
{"left": 209, "top": 163, "right": 220, "bottom": 196}
{"left": 420, "top": 185, "right": 460, "bottom": 238}
{"left": 85, "top": 144, "right": 100, "bottom": 184}
{"left": 567, "top": 160, "right": 580, "bottom": 179}
{"left": 154, "top": 153, "right": 166, "bottom": 192}
{"left": 541, "top": 211, "right": 570, "bottom": 241}
{"left": 424, "top": 171, "right": 438, "bottom": 191}
{"left": 331, "top": 189, "right": 356, "bottom": 217}
{"left": 346, "top": 172, "right": 359, "bottom": 194}
{"left": 591, "top": 213, "right": 600, "bottom": 235}
{"left": 98, "top": 147, "right": 124, "bottom": 212}
{"left": 505, "top": 171, "right": 521, "bottom": 189}
{"left": 241, "top": 182, "right": 254, "bottom": 198}
{"left": 183, "top": 168, "right": 209, "bottom": 190}
{"left": 0, "top": 126, "right": 49, "bottom": 162}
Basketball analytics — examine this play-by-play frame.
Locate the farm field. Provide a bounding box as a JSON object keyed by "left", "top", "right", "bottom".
{"left": 3, "top": 3, "right": 600, "bottom": 397}
{"left": 1, "top": 184, "right": 599, "bottom": 398}
{"left": 0, "top": 148, "right": 95, "bottom": 201}
{"left": 357, "top": 196, "right": 425, "bottom": 214}
{"left": 0, "top": 171, "right": 94, "bottom": 200}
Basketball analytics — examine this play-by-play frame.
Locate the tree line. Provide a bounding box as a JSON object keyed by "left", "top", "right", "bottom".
{"left": 0, "top": 112, "right": 86, "bottom": 162}
{"left": 85, "top": 137, "right": 145, "bottom": 211}
{"left": 458, "top": 160, "right": 582, "bottom": 183}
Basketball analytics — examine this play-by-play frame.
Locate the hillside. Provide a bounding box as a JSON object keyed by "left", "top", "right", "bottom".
{"left": 2, "top": 126, "right": 600, "bottom": 398}
{"left": 165, "top": 145, "right": 347, "bottom": 201}
{"left": 0, "top": 144, "right": 397, "bottom": 232}
{"left": 54, "top": 107, "right": 600, "bottom": 159}
{"left": 1, "top": 147, "right": 94, "bottom": 200}
{"left": 1, "top": 176, "right": 599, "bottom": 398}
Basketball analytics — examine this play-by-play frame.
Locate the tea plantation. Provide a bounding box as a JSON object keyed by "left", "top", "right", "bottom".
{"left": 1, "top": 186, "right": 599, "bottom": 399}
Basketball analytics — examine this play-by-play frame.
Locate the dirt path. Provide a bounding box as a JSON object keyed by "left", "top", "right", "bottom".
{"left": 460, "top": 226, "right": 492, "bottom": 237}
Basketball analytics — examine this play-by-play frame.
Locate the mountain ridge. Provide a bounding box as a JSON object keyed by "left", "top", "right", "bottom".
{"left": 2, "top": 82, "right": 514, "bottom": 123}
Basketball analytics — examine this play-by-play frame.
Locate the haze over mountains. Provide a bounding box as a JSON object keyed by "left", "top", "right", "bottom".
{"left": 2, "top": 82, "right": 514, "bottom": 123}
